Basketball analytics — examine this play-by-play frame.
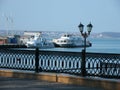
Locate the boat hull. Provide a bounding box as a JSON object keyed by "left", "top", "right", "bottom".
{"left": 26, "top": 43, "right": 54, "bottom": 48}
{"left": 53, "top": 43, "right": 92, "bottom": 48}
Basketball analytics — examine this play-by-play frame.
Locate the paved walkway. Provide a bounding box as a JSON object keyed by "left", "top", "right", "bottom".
{"left": 0, "top": 77, "right": 104, "bottom": 90}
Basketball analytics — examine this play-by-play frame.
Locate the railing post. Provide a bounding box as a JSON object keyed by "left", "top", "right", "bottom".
{"left": 35, "top": 47, "right": 39, "bottom": 73}
{"left": 81, "top": 49, "right": 86, "bottom": 76}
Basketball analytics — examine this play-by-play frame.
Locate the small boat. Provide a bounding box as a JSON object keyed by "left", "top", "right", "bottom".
{"left": 25, "top": 35, "right": 54, "bottom": 48}
{"left": 52, "top": 34, "right": 92, "bottom": 48}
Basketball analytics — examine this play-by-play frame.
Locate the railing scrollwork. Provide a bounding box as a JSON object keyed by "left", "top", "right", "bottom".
{"left": 0, "top": 48, "right": 119, "bottom": 79}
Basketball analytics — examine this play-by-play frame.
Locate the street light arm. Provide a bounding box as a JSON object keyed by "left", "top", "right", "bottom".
{"left": 81, "top": 32, "right": 88, "bottom": 38}
{"left": 88, "top": 31, "right": 91, "bottom": 35}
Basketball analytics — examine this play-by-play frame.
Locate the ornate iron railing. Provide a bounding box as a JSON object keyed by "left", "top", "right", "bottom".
{"left": 0, "top": 48, "right": 35, "bottom": 70}
{"left": 0, "top": 48, "right": 119, "bottom": 79}
{"left": 86, "top": 53, "right": 120, "bottom": 78}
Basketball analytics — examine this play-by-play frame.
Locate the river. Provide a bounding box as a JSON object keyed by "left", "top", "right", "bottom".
{"left": 42, "top": 38, "right": 120, "bottom": 54}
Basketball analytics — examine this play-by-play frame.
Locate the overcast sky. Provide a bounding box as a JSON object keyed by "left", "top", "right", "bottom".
{"left": 0, "top": 0, "right": 120, "bottom": 33}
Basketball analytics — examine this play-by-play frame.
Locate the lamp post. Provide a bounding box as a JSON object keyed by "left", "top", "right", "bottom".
{"left": 78, "top": 22, "right": 93, "bottom": 76}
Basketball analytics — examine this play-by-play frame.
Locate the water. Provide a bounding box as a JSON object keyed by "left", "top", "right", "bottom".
{"left": 42, "top": 38, "right": 120, "bottom": 54}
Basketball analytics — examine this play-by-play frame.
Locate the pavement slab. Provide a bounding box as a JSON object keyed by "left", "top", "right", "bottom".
{"left": 0, "top": 77, "right": 104, "bottom": 90}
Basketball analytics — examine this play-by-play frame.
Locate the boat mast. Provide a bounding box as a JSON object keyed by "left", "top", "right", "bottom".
{"left": 4, "top": 15, "right": 9, "bottom": 36}
{"left": 4, "top": 14, "right": 13, "bottom": 36}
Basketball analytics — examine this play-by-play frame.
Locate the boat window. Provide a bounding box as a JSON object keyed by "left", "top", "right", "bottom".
{"left": 64, "top": 34, "right": 69, "bottom": 37}
{"left": 31, "top": 36, "right": 34, "bottom": 38}
{"left": 64, "top": 40, "right": 66, "bottom": 42}
{"left": 28, "top": 38, "right": 30, "bottom": 40}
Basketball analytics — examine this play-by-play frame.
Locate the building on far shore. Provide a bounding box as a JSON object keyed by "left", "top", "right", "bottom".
{"left": 0, "top": 36, "right": 7, "bottom": 45}
{"left": 24, "top": 31, "right": 41, "bottom": 36}
{"left": 0, "top": 35, "right": 21, "bottom": 45}
{"left": 7, "top": 35, "right": 21, "bottom": 45}
{"left": 0, "top": 31, "right": 42, "bottom": 45}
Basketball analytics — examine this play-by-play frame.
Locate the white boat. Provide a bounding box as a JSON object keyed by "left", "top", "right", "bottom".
{"left": 25, "top": 35, "right": 54, "bottom": 48}
{"left": 52, "top": 34, "right": 92, "bottom": 48}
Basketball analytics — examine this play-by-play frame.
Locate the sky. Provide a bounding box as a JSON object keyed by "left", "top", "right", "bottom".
{"left": 0, "top": 0, "right": 120, "bottom": 33}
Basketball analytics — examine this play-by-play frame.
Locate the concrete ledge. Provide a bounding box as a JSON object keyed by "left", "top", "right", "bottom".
{"left": 0, "top": 70, "right": 57, "bottom": 82}
{"left": 58, "top": 74, "right": 120, "bottom": 90}
{"left": 0, "top": 70, "right": 120, "bottom": 90}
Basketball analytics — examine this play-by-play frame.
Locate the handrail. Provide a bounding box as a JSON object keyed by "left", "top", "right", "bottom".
{"left": 0, "top": 48, "right": 119, "bottom": 79}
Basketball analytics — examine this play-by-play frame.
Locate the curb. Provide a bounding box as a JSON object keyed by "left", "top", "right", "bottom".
{"left": 0, "top": 70, "right": 120, "bottom": 90}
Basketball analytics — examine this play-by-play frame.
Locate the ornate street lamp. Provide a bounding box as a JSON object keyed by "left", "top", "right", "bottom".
{"left": 78, "top": 22, "right": 93, "bottom": 51}
{"left": 87, "top": 23, "right": 93, "bottom": 35}
{"left": 78, "top": 22, "right": 93, "bottom": 76}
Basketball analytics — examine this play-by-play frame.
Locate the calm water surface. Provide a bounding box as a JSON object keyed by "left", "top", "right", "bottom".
{"left": 42, "top": 38, "right": 120, "bottom": 54}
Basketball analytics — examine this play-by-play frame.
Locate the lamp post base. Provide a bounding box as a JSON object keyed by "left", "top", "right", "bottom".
{"left": 81, "top": 49, "right": 86, "bottom": 76}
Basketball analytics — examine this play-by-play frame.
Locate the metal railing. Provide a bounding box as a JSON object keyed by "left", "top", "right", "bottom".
{"left": 0, "top": 48, "right": 119, "bottom": 79}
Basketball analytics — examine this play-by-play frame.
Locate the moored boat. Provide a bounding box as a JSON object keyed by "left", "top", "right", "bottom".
{"left": 52, "top": 34, "right": 92, "bottom": 48}
{"left": 25, "top": 35, "right": 54, "bottom": 48}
